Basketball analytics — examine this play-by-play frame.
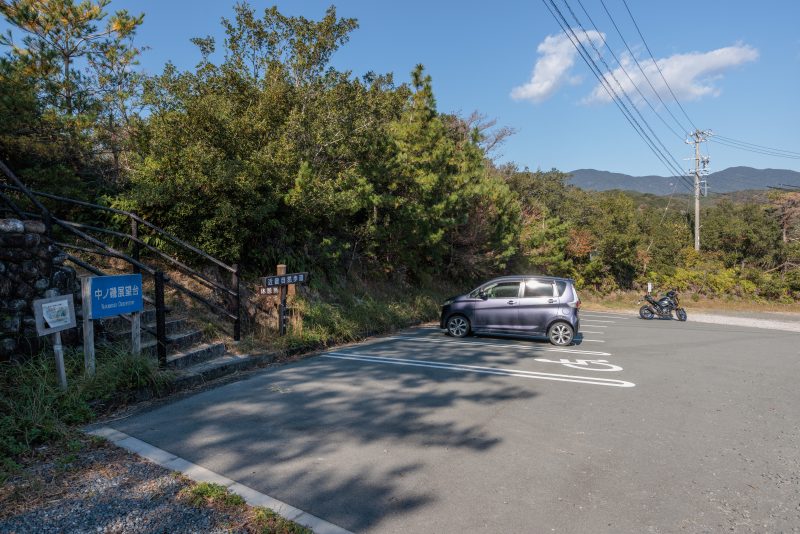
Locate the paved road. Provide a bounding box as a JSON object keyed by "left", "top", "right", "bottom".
{"left": 107, "top": 312, "right": 800, "bottom": 533}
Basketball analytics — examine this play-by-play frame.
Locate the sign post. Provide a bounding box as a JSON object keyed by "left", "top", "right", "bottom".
{"left": 260, "top": 269, "right": 309, "bottom": 336}
{"left": 33, "top": 293, "right": 77, "bottom": 390}
{"left": 81, "top": 274, "right": 144, "bottom": 374}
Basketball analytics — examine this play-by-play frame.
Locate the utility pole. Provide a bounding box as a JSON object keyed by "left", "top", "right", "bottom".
{"left": 686, "top": 129, "right": 712, "bottom": 251}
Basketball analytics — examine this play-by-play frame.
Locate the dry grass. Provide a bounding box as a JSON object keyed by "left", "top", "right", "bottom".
{"left": 581, "top": 290, "right": 800, "bottom": 314}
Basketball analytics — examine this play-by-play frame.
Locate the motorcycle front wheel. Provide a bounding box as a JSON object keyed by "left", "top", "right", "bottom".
{"left": 676, "top": 308, "right": 687, "bottom": 322}
{"left": 639, "top": 305, "right": 655, "bottom": 320}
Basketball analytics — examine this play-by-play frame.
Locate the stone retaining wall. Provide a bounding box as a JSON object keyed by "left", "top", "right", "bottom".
{"left": 0, "top": 218, "right": 79, "bottom": 360}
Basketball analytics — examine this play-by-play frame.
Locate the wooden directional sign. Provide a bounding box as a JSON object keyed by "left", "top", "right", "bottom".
{"left": 262, "top": 272, "right": 309, "bottom": 287}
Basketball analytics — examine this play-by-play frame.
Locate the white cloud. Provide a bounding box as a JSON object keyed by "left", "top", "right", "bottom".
{"left": 511, "top": 31, "right": 604, "bottom": 103}
{"left": 585, "top": 44, "right": 759, "bottom": 104}
{"left": 512, "top": 32, "right": 758, "bottom": 105}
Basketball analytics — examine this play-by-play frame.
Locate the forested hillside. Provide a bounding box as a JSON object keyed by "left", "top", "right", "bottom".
{"left": 1, "top": 1, "right": 799, "bottom": 301}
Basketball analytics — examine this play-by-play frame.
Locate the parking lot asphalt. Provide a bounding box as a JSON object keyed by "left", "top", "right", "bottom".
{"left": 103, "top": 311, "right": 800, "bottom": 533}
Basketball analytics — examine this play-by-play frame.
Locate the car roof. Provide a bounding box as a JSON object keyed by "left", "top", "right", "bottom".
{"left": 484, "top": 275, "right": 574, "bottom": 283}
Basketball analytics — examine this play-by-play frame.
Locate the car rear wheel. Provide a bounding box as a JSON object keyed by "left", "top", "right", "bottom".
{"left": 446, "top": 315, "right": 470, "bottom": 338}
{"left": 548, "top": 321, "right": 574, "bottom": 346}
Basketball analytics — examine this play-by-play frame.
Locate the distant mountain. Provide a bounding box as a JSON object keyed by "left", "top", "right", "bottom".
{"left": 567, "top": 167, "right": 800, "bottom": 195}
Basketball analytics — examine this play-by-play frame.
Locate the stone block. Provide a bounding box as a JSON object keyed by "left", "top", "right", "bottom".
{"left": 0, "top": 337, "right": 16, "bottom": 356}
{"left": 34, "top": 278, "right": 50, "bottom": 291}
{"left": 21, "top": 260, "right": 38, "bottom": 279}
{"left": 0, "top": 219, "right": 25, "bottom": 233}
{"left": 22, "top": 220, "right": 46, "bottom": 234}
{"left": 1, "top": 315, "right": 21, "bottom": 334}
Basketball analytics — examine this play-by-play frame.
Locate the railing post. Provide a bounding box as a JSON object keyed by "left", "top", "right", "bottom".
{"left": 154, "top": 270, "right": 167, "bottom": 367}
{"left": 232, "top": 263, "right": 241, "bottom": 341}
{"left": 131, "top": 214, "right": 140, "bottom": 274}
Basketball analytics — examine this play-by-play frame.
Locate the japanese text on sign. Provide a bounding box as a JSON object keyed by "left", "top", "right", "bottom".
{"left": 87, "top": 274, "right": 144, "bottom": 319}
{"left": 262, "top": 272, "right": 309, "bottom": 287}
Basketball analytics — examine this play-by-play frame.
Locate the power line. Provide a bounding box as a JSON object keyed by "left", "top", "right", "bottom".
{"left": 620, "top": 0, "right": 699, "bottom": 132}
{"left": 715, "top": 135, "right": 800, "bottom": 156}
{"left": 598, "top": 0, "right": 690, "bottom": 136}
{"left": 575, "top": 0, "right": 684, "bottom": 141}
{"left": 560, "top": 0, "right": 688, "bottom": 181}
{"left": 540, "top": 0, "right": 692, "bottom": 191}
{"left": 710, "top": 139, "right": 800, "bottom": 160}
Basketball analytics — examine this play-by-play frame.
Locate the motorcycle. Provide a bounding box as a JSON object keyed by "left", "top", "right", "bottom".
{"left": 639, "top": 290, "right": 687, "bottom": 321}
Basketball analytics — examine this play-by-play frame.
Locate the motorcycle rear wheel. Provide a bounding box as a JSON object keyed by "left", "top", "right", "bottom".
{"left": 676, "top": 308, "right": 687, "bottom": 322}
{"left": 639, "top": 305, "right": 655, "bottom": 320}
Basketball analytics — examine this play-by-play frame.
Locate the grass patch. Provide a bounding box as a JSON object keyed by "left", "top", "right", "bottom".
{"left": 0, "top": 343, "right": 174, "bottom": 483}
{"left": 180, "top": 482, "right": 312, "bottom": 533}
{"left": 273, "top": 280, "right": 454, "bottom": 351}
{"left": 182, "top": 482, "right": 245, "bottom": 508}
{"left": 251, "top": 506, "right": 312, "bottom": 534}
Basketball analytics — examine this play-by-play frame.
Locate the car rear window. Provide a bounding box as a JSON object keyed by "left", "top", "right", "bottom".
{"left": 555, "top": 280, "right": 568, "bottom": 297}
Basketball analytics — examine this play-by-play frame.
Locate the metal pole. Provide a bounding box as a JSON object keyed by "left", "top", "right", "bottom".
{"left": 154, "top": 271, "right": 167, "bottom": 367}
{"left": 131, "top": 311, "right": 141, "bottom": 356}
{"left": 232, "top": 263, "right": 241, "bottom": 341}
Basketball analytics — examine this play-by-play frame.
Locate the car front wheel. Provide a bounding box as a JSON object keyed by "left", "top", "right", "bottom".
{"left": 446, "top": 315, "right": 470, "bottom": 338}
{"left": 548, "top": 321, "right": 574, "bottom": 346}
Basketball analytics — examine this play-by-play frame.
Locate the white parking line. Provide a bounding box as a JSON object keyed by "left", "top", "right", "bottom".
{"left": 579, "top": 319, "right": 616, "bottom": 323}
{"left": 324, "top": 352, "right": 634, "bottom": 388}
{"left": 579, "top": 324, "right": 607, "bottom": 328}
{"left": 386, "top": 336, "right": 612, "bottom": 356}
{"left": 580, "top": 330, "right": 605, "bottom": 334}
{"left": 581, "top": 312, "right": 631, "bottom": 318}
{"left": 579, "top": 339, "right": 604, "bottom": 343}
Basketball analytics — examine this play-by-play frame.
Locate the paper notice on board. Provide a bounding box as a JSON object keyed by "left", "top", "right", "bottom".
{"left": 42, "top": 299, "right": 71, "bottom": 328}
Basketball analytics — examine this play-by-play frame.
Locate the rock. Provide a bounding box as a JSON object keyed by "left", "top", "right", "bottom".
{"left": 0, "top": 219, "right": 25, "bottom": 233}
{"left": 23, "top": 220, "right": 47, "bottom": 234}
{"left": 23, "top": 316, "right": 36, "bottom": 327}
{"left": 0, "top": 337, "right": 16, "bottom": 356}
{"left": 5, "top": 299, "right": 26, "bottom": 312}
{"left": 24, "top": 233, "right": 41, "bottom": 247}
{"left": 52, "top": 268, "right": 73, "bottom": 290}
{"left": 0, "top": 248, "right": 31, "bottom": 261}
{"left": 1, "top": 315, "right": 21, "bottom": 334}
{"left": 52, "top": 253, "right": 67, "bottom": 265}
{"left": 34, "top": 278, "right": 50, "bottom": 291}
{"left": 0, "top": 261, "right": 6, "bottom": 274}
{"left": 21, "top": 260, "right": 38, "bottom": 279}
{"left": 0, "top": 276, "right": 13, "bottom": 298}
{"left": 44, "top": 288, "right": 60, "bottom": 298}
{"left": 15, "top": 281, "right": 34, "bottom": 299}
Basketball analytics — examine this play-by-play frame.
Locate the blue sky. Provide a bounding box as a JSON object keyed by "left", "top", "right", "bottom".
{"left": 4, "top": 1, "right": 800, "bottom": 180}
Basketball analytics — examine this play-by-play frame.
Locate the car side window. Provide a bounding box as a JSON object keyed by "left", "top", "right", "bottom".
{"left": 524, "top": 279, "right": 555, "bottom": 298}
{"left": 485, "top": 281, "right": 521, "bottom": 299}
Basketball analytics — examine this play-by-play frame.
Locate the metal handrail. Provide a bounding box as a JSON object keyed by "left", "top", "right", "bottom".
{"left": 1, "top": 162, "right": 242, "bottom": 342}
{"left": 0, "top": 183, "right": 236, "bottom": 273}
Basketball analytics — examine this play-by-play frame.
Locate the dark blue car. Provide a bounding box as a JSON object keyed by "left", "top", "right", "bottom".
{"left": 439, "top": 275, "right": 581, "bottom": 346}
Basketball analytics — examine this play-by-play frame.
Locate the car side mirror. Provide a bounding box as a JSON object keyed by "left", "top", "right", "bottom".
{"left": 478, "top": 290, "right": 488, "bottom": 300}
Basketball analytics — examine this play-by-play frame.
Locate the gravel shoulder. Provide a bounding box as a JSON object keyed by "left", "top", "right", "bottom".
{"left": 0, "top": 434, "right": 308, "bottom": 534}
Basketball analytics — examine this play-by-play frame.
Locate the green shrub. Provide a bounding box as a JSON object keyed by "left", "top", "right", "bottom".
{"left": 0, "top": 344, "right": 174, "bottom": 480}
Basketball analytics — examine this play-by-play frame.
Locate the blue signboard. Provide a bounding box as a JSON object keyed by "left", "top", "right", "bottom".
{"left": 88, "top": 274, "right": 144, "bottom": 319}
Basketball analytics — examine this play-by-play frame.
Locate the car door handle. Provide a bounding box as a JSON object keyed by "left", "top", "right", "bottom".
{"left": 548, "top": 299, "right": 556, "bottom": 303}
{"left": 507, "top": 300, "right": 516, "bottom": 305}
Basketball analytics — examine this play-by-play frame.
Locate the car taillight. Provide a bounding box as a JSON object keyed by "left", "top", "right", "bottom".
{"left": 567, "top": 299, "right": 581, "bottom": 309}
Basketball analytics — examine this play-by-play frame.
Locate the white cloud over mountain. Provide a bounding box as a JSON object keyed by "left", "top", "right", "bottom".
{"left": 512, "top": 32, "right": 758, "bottom": 105}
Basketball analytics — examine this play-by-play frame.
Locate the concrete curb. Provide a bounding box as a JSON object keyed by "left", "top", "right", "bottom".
{"left": 88, "top": 426, "right": 354, "bottom": 534}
